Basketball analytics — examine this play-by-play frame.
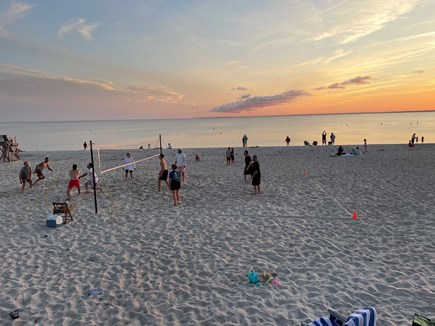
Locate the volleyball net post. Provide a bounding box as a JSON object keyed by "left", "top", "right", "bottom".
{"left": 90, "top": 140, "right": 98, "bottom": 214}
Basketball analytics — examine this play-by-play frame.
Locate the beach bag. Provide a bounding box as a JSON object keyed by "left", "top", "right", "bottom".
{"left": 247, "top": 269, "right": 259, "bottom": 284}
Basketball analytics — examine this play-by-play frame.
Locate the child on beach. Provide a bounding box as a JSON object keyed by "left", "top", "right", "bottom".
{"left": 19, "top": 161, "right": 32, "bottom": 192}
{"left": 169, "top": 164, "right": 181, "bottom": 206}
{"left": 67, "top": 164, "right": 81, "bottom": 198}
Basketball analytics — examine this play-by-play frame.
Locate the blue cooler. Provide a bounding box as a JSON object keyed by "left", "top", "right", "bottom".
{"left": 46, "top": 214, "right": 61, "bottom": 228}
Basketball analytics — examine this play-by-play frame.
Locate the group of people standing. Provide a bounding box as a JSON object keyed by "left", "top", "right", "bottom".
{"left": 322, "top": 131, "right": 336, "bottom": 145}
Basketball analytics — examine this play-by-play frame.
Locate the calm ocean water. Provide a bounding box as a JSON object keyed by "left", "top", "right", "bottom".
{"left": 1, "top": 112, "right": 434, "bottom": 151}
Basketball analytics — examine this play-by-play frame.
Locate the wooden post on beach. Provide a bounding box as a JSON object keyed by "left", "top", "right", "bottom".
{"left": 90, "top": 140, "right": 98, "bottom": 214}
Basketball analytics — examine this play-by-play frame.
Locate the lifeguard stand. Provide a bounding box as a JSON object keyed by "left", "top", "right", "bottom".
{"left": 0, "top": 135, "right": 21, "bottom": 162}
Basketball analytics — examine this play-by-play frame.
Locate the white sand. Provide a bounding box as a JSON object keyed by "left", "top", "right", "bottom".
{"left": 0, "top": 144, "right": 434, "bottom": 325}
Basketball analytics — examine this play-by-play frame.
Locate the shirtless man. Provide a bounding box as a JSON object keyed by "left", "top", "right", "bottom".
{"left": 158, "top": 154, "right": 169, "bottom": 192}
{"left": 33, "top": 157, "right": 53, "bottom": 186}
{"left": 67, "top": 164, "right": 81, "bottom": 198}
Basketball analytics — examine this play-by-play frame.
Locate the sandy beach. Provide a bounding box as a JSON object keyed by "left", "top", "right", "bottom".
{"left": 0, "top": 144, "right": 434, "bottom": 325}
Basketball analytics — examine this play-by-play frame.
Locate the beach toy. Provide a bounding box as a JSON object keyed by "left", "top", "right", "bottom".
{"left": 247, "top": 270, "right": 259, "bottom": 284}
{"left": 353, "top": 211, "right": 358, "bottom": 220}
{"left": 271, "top": 279, "right": 281, "bottom": 287}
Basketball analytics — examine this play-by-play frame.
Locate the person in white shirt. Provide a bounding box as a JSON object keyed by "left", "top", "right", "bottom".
{"left": 79, "top": 163, "right": 99, "bottom": 192}
{"left": 175, "top": 149, "right": 187, "bottom": 182}
{"left": 123, "top": 153, "right": 135, "bottom": 180}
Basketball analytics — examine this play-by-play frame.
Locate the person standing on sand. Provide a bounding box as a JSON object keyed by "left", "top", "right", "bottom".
{"left": 285, "top": 136, "right": 291, "bottom": 146}
{"left": 79, "top": 163, "right": 98, "bottom": 192}
{"left": 158, "top": 154, "right": 169, "bottom": 192}
{"left": 330, "top": 133, "right": 336, "bottom": 145}
{"left": 175, "top": 149, "right": 187, "bottom": 182}
{"left": 242, "top": 134, "right": 248, "bottom": 147}
{"left": 33, "top": 157, "right": 53, "bottom": 186}
{"left": 19, "top": 161, "right": 32, "bottom": 192}
{"left": 169, "top": 164, "right": 181, "bottom": 206}
{"left": 225, "top": 147, "right": 231, "bottom": 165}
{"left": 322, "top": 131, "right": 327, "bottom": 145}
{"left": 83, "top": 141, "right": 87, "bottom": 150}
{"left": 123, "top": 153, "right": 135, "bottom": 180}
{"left": 243, "top": 150, "right": 252, "bottom": 183}
{"left": 230, "top": 148, "right": 235, "bottom": 166}
{"left": 248, "top": 155, "right": 261, "bottom": 195}
{"left": 67, "top": 164, "right": 81, "bottom": 198}
{"left": 364, "top": 139, "right": 368, "bottom": 153}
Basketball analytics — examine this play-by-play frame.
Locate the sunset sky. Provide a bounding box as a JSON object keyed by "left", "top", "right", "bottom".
{"left": 1, "top": 0, "right": 434, "bottom": 122}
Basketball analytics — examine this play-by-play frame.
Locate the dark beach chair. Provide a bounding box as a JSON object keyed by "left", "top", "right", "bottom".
{"left": 52, "top": 202, "right": 74, "bottom": 224}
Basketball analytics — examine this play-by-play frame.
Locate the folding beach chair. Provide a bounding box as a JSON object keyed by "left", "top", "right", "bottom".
{"left": 412, "top": 314, "right": 435, "bottom": 326}
{"left": 52, "top": 202, "right": 74, "bottom": 224}
{"left": 307, "top": 306, "right": 377, "bottom": 326}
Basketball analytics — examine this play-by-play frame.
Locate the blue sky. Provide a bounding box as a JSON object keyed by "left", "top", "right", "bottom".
{"left": 1, "top": 0, "right": 434, "bottom": 121}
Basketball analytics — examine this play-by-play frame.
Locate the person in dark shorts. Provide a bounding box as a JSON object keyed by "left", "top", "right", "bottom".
{"left": 169, "top": 164, "right": 181, "bottom": 206}
{"left": 249, "top": 155, "right": 261, "bottom": 195}
{"left": 19, "top": 161, "right": 33, "bottom": 192}
{"left": 243, "top": 150, "right": 252, "bottom": 183}
{"left": 33, "top": 157, "right": 53, "bottom": 186}
{"left": 158, "top": 154, "right": 169, "bottom": 192}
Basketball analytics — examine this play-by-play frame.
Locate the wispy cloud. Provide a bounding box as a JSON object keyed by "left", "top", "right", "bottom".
{"left": 0, "top": 64, "right": 183, "bottom": 104}
{"left": 126, "top": 86, "right": 184, "bottom": 104}
{"left": 312, "top": 0, "right": 421, "bottom": 44}
{"left": 0, "top": 2, "right": 33, "bottom": 38}
{"left": 315, "top": 76, "right": 372, "bottom": 90}
{"left": 232, "top": 86, "right": 248, "bottom": 91}
{"left": 225, "top": 60, "right": 241, "bottom": 66}
{"left": 58, "top": 18, "right": 100, "bottom": 41}
{"left": 63, "top": 77, "right": 114, "bottom": 91}
{"left": 210, "top": 90, "right": 310, "bottom": 113}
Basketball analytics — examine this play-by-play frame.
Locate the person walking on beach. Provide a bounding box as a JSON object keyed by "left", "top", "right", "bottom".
{"left": 19, "top": 161, "right": 32, "bottom": 192}
{"left": 421, "top": 136, "right": 424, "bottom": 143}
{"left": 411, "top": 133, "right": 416, "bottom": 145}
{"left": 230, "top": 148, "right": 235, "bottom": 166}
{"left": 364, "top": 139, "right": 368, "bottom": 153}
{"left": 248, "top": 155, "right": 261, "bottom": 195}
{"left": 67, "top": 164, "right": 81, "bottom": 198}
{"left": 83, "top": 141, "right": 87, "bottom": 150}
{"left": 169, "top": 164, "right": 181, "bottom": 206}
{"left": 322, "top": 131, "right": 327, "bottom": 145}
{"left": 243, "top": 150, "right": 252, "bottom": 183}
{"left": 242, "top": 134, "right": 248, "bottom": 147}
{"left": 79, "top": 163, "right": 99, "bottom": 193}
{"left": 175, "top": 149, "right": 187, "bottom": 182}
{"left": 158, "top": 154, "right": 169, "bottom": 192}
{"left": 123, "top": 153, "right": 135, "bottom": 180}
{"left": 33, "top": 157, "right": 53, "bottom": 186}
{"left": 285, "top": 136, "right": 291, "bottom": 146}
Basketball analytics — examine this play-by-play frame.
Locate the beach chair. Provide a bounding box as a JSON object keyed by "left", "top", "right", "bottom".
{"left": 52, "top": 202, "right": 74, "bottom": 224}
{"left": 307, "top": 306, "right": 377, "bottom": 326}
{"left": 412, "top": 314, "right": 435, "bottom": 326}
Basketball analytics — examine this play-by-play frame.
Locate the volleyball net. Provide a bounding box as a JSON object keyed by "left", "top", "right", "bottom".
{"left": 90, "top": 136, "right": 163, "bottom": 176}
